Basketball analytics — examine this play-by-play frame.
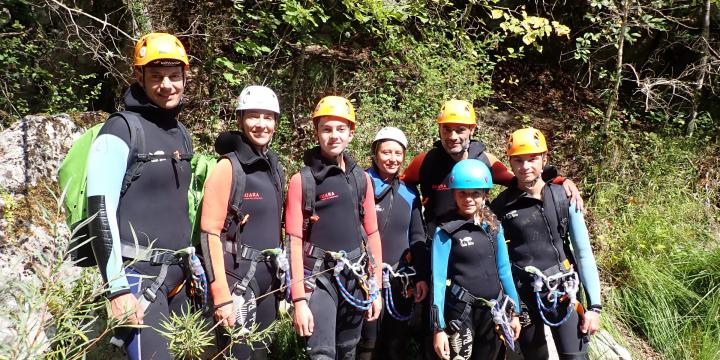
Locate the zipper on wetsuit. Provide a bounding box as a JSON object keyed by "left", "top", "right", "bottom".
{"left": 481, "top": 225, "right": 504, "bottom": 290}
{"left": 538, "top": 205, "right": 563, "bottom": 267}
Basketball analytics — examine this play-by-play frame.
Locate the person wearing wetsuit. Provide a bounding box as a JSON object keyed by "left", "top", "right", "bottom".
{"left": 86, "top": 33, "right": 193, "bottom": 360}
{"left": 285, "top": 96, "right": 383, "bottom": 360}
{"left": 402, "top": 99, "right": 583, "bottom": 232}
{"left": 431, "top": 159, "right": 521, "bottom": 360}
{"left": 402, "top": 100, "right": 581, "bottom": 359}
{"left": 490, "top": 128, "right": 602, "bottom": 360}
{"left": 200, "top": 85, "right": 285, "bottom": 359}
{"left": 357, "top": 127, "right": 429, "bottom": 360}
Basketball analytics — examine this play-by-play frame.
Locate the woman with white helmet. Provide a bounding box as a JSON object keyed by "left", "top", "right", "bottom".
{"left": 200, "top": 85, "right": 286, "bottom": 359}
{"left": 358, "top": 127, "right": 430, "bottom": 360}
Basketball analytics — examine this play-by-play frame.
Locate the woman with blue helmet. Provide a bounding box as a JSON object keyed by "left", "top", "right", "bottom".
{"left": 431, "top": 159, "right": 521, "bottom": 360}
{"left": 358, "top": 127, "right": 429, "bottom": 360}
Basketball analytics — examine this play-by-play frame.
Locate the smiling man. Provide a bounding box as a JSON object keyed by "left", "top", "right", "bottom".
{"left": 85, "top": 33, "right": 194, "bottom": 359}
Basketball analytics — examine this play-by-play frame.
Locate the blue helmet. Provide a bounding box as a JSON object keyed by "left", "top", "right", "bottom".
{"left": 448, "top": 159, "right": 493, "bottom": 190}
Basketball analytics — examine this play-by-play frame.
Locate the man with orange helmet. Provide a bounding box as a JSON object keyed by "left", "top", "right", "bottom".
{"left": 85, "top": 33, "right": 194, "bottom": 359}
{"left": 402, "top": 100, "right": 583, "bottom": 359}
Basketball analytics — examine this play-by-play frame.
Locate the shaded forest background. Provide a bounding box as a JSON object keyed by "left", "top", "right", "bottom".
{"left": 0, "top": 0, "right": 719, "bottom": 359}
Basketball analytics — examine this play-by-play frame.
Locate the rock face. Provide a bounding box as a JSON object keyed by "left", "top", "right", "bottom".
{"left": 0, "top": 114, "right": 82, "bottom": 194}
{"left": 0, "top": 114, "right": 88, "bottom": 357}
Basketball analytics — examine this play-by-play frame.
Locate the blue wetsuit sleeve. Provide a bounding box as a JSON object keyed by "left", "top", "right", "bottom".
{"left": 408, "top": 192, "right": 428, "bottom": 280}
{"left": 495, "top": 225, "right": 521, "bottom": 313}
{"left": 568, "top": 203, "right": 601, "bottom": 307}
{"left": 86, "top": 133, "right": 130, "bottom": 296}
{"left": 431, "top": 227, "right": 451, "bottom": 330}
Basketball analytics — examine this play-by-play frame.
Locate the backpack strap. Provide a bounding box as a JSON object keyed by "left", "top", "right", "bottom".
{"left": 223, "top": 151, "right": 247, "bottom": 267}
{"left": 547, "top": 184, "right": 570, "bottom": 242}
{"left": 115, "top": 111, "right": 144, "bottom": 195}
{"left": 349, "top": 165, "right": 367, "bottom": 225}
{"left": 115, "top": 112, "right": 194, "bottom": 195}
{"left": 300, "top": 166, "right": 317, "bottom": 238}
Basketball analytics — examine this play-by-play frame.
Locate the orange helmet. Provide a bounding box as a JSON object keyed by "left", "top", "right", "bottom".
{"left": 312, "top": 96, "right": 356, "bottom": 128}
{"left": 437, "top": 100, "right": 476, "bottom": 126}
{"left": 507, "top": 127, "right": 548, "bottom": 156}
{"left": 134, "top": 33, "right": 189, "bottom": 69}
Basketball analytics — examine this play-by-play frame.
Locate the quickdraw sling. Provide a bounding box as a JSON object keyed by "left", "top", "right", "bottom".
{"left": 381, "top": 263, "right": 415, "bottom": 321}
{"left": 524, "top": 264, "right": 580, "bottom": 327}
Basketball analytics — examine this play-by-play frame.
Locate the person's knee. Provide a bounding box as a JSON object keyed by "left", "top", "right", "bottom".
{"left": 357, "top": 338, "right": 376, "bottom": 351}
{"left": 337, "top": 338, "right": 361, "bottom": 360}
{"left": 306, "top": 344, "right": 335, "bottom": 360}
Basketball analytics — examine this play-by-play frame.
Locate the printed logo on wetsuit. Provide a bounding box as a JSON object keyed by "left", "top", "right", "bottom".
{"left": 319, "top": 191, "right": 339, "bottom": 201}
{"left": 503, "top": 210, "right": 519, "bottom": 220}
{"left": 243, "top": 192, "right": 263, "bottom": 200}
{"left": 150, "top": 150, "right": 167, "bottom": 162}
{"left": 375, "top": 204, "right": 384, "bottom": 212}
{"left": 431, "top": 183, "right": 449, "bottom": 191}
{"left": 458, "top": 236, "right": 475, "bottom": 247}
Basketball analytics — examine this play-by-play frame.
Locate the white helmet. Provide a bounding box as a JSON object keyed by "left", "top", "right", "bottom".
{"left": 236, "top": 85, "right": 280, "bottom": 114}
{"left": 373, "top": 126, "right": 408, "bottom": 149}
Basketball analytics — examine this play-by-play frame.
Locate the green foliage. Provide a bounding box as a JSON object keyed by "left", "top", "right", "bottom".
{"left": 158, "top": 304, "right": 214, "bottom": 359}
{"left": 0, "top": 13, "right": 102, "bottom": 120}
{"left": 579, "top": 123, "right": 720, "bottom": 359}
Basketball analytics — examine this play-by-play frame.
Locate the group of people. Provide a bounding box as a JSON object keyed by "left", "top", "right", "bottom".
{"left": 84, "top": 32, "right": 602, "bottom": 360}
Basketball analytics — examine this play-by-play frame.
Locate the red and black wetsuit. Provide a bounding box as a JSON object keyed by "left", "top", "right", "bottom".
{"left": 201, "top": 132, "right": 285, "bottom": 358}
{"left": 285, "top": 147, "right": 382, "bottom": 360}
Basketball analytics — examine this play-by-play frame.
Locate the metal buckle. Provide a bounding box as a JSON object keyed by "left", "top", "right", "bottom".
{"left": 143, "top": 287, "right": 157, "bottom": 303}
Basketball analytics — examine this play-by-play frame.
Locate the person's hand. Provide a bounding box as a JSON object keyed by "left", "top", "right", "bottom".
{"left": 581, "top": 310, "right": 601, "bottom": 335}
{"left": 433, "top": 331, "right": 450, "bottom": 360}
{"left": 414, "top": 281, "right": 429, "bottom": 302}
{"left": 293, "top": 300, "right": 314, "bottom": 337}
{"left": 366, "top": 295, "right": 383, "bottom": 321}
{"left": 561, "top": 179, "right": 585, "bottom": 212}
{"left": 110, "top": 293, "right": 144, "bottom": 325}
{"left": 214, "top": 301, "right": 236, "bottom": 328}
{"left": 511, "top": 315, "right": 521, "bottom": 341}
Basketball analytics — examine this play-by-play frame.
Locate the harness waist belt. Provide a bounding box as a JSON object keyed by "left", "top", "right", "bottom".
{"left": 512, "top": 263, "right": 567, "bottom": 278}
{"left": 449, "top": 283, "right": 500, "bottom": 308}
{"left": 303, "top": 243, "right": 364, "bottom": 262}
{"left": 223, "top": 241, "right": 268, "bottom": 261}
{"left": 120, "top": 242, "right": 185, "bottom": 265}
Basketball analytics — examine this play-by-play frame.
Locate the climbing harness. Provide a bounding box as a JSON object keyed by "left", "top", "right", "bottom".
{"left": 447, "top": 283, "right": 517, "bottom": 351}
{"left": 524, "top": 265, "right": 580, "bottom": 327}
{"left": 331, "top": 251, "right": 379, "bottom": 311}
{"left": 109, "top": 245, "right": 197, "bottom": 348}
{"left": 381, "top": 263, "right": 415, "bottom": 321}
{"left": 225, "top": 243, "right": 289, "bottom": 298}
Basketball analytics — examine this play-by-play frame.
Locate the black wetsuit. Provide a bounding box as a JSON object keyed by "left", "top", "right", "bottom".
{"left": 431, "top": 214, "right": 520, "bottom": 360}
{"left": 206, "top": 132, "right": 285, "bottom": 359}
{"left": 86, "top": 83, "right": 192, "bottom": 360}
{"left": 285, "top": 147, "right": 381, "bottom": 360}
{"left": 491, "top": 183, "right": 593, "bottom": 360}
{"left": 358, "top": 166, "right": 427, "bottom": 360}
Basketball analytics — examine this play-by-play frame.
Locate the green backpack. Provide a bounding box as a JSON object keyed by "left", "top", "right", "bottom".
{"left": 59, "top": 111, "right": 194, "bottom": 267}
{"left": 188, "top": 153, "right": 217, "bottom": 246}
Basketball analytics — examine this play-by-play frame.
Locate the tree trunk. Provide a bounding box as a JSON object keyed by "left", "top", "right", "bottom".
{"left": 687, "top": 0, "right": 711, "bottom": 137}
{"left": 604, "top": 0, "right": 630, "bottom": 135}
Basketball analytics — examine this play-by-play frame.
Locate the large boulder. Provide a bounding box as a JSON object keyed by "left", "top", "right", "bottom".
{"left": 0, "top": 114, "right": 82, "bottom": 193}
